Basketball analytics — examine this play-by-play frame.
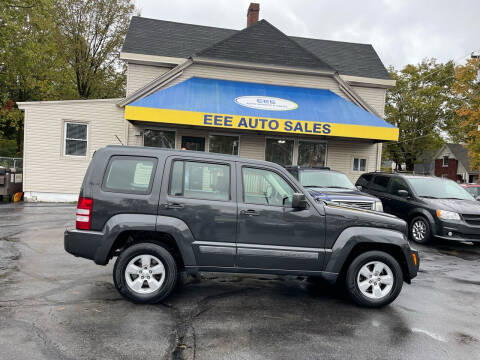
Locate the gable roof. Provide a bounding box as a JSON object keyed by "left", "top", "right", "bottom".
{"left": 446, "top": 143, "right": 473, "bottom": 172}
{"left": 195, "top": 20, "right": 334, "bottom": 72}
{"left": 122, "top": 16, "right": 391, "bottom": 80}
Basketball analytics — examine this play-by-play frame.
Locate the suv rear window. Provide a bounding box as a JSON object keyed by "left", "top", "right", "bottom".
{"left": 169, "top": 160, "right": 230, "bottom": 201}
{"left": 371, "top": 175, "right": 390, "bottom": 192}
{"left": 103, "top": 156, "right": 156, "bottom": 194}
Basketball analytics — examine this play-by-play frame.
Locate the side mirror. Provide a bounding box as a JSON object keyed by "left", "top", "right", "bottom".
{"left": 397, "top": 190, "right": 409, "bottom": 198}
{"left": 356, "top": 185, "right": 363, "bottom": 191}
{"left": 476, "top": 196, "right": 480, "bottom": 201}
{"left": 292, "top": 193, "right": 308, "bottom": 209}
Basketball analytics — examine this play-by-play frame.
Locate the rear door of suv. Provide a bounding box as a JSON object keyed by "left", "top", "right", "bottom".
{"left": 158, "top": 155, "right": 237, "bottom": 268}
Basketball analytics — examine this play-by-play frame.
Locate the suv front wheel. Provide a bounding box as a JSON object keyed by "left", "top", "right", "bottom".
{"left": 345, "top": 251, "right": 403, "bottom": 308}
{"left": 113, "top": 243, "right": 178, "bottom": 304}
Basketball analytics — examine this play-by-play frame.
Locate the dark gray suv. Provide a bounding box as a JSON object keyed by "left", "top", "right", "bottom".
{"left": 65, "top": 146, "right": 419, "bottom": 307}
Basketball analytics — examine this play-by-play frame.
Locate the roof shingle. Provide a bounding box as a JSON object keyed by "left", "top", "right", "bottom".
{"left": 122, "top": 16, "right": 391, "bottom": 80}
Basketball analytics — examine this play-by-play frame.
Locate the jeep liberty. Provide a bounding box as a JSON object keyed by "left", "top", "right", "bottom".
{"left": 65, "top": 146, "right": 419, "bottom": 307}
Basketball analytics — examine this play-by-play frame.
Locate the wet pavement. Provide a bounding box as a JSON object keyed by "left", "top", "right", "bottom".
{"left": 0, "top": 203, "right": 479, "bottom": 360}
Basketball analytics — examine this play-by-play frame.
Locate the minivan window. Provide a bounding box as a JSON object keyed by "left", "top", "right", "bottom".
{"left": 103, "top": 156, "right": 156, "bottom": 194}
{"left": 408, "top": 177, "right": 475, "bottom": 200}
{"left": 356, "top": 174, "right": 373, "bottom": 187}
{"left": 243, "top": 167, "right": 295, "bottom": 206}
{"left": 389, "top": 177, "right": 410, "bottom": 196}
{"left": 371, "top": 175, "right": 390, "bottom": 192}
{"left": 169, "top": 161, "right": 230, "bottom": 201}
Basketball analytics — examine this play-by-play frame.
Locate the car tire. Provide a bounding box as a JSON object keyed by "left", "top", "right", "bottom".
{"left": 410, "top": 216, "right": 432, "bottom": 244}
{"left": 113, "top": 242, "right": 178, "bottom": 304}
{"left": 345, "top": 250, "right": 403, "bottom": 308}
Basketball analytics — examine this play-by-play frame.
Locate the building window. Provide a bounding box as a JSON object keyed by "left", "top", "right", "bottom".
{"left": 64, "top": 122, "right": 87, "bottom": 156}
{"left": 443, "top": 156, "right": 449, "bottom": 167}
{"left": 209, "top": 135, "right": 239, "bottom": 155}
{"left": 265, "top": 138, "right": 294, "bottom": 166}
{"left": 169, "top": 161, "right": 230, "bottom": 201}
{"left": 103, "top": 156, "right": 156, "bottom": 194}
{"left": 353, "top": 157, "right": 367, "bottom": 172}
{"left": 298, "top": 141, "right": 327, "bottom": 167}
{"left": 144, "top": 129, "right": 175, "bottom": 148}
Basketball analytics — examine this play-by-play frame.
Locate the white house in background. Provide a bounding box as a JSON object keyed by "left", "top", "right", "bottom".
{"left": 18, "top": 4, "right": 397, "bottom": 202}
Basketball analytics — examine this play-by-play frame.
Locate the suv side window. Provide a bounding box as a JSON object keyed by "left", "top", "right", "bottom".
{"left": 103, "top": 156, "right": 156, "bottom": 194}
{"left": 356, "top": 173, "right": 373, "bottom": 188}
{"left": 370, "top": 175, "right": 390, "bottom": 192}
{"left": 169, "top": 160, "right": 230, "bottom": 201}
{"left": 242, "top": 167, "right": 295, "bottom": 206}
{"left": 389, "top": 177, "right": 409, "bottom": 196}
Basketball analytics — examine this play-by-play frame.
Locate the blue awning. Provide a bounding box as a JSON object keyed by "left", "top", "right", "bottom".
{"left": 125, "top": 77, "right": 398, "bottom": 141}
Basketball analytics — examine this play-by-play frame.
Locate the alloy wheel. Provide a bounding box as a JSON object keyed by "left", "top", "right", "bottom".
{"left": 356, "top": 261, "right": 394, "bottom": 299}
{"left": 124, "top": 254, "right": 166, "bottom": 294}
{"left": 412, "top": 220, "right": 427, "bottom": 242}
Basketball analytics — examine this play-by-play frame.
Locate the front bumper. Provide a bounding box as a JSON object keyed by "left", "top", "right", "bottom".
{"left": 404, "top": 246, "right": 419, "bottom": 282}
{"left": 64, "top": 228, "right": 105, "bottom": 264}
{"left": 434, "top": 220, "right": 480, "bottom": 243}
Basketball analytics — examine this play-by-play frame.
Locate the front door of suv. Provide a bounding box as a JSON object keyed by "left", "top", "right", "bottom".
{"left": 235, "top": 163, "right": 326, "bottom": 271}
{"left": 158, "top": 156, "right": 237, "bottom": 268}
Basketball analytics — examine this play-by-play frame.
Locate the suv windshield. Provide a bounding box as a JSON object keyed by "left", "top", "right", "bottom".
{"left": 299, "top": 170, "right": 356, "bottom": 190}
{"left": 408, "top": 177, "right": 475, "bottom": 200}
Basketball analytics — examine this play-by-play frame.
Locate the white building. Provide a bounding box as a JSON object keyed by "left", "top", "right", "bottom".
{"left": 18, "top": 7, "right": 397, "bottom": 202}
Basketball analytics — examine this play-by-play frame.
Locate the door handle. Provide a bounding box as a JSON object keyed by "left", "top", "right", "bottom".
{"left": 240, "top": 209, "right": 259, "bottom": 216}
{"left": 164, "top": 202, "right": 184, "bottom": 209}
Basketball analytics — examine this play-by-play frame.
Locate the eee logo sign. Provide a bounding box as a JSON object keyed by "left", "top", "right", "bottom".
{"left": 235, "top": 96, "right": 298, "bottom": 111}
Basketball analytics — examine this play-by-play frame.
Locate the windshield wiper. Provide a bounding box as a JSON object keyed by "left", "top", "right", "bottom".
{"left": 420, "top": 196, "right": 440, "bottom": 199}
{"left": 441, "top": 197, "right": 464, "bottom": 200}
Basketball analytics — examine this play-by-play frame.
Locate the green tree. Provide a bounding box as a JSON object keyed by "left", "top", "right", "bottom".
{"left": 54, "top": 0, "right": 135, "bottom": 99}
{"left": 384, "top": 59, "right": 456, "bottom": 171}
{"left": 451, "top": 58, "right": 480, "bottom": 180}
{"left": 0, "top": 0, "right": 70, "bottom": 154}
{"left": 0, "top": 0, "right": 136, "bottom": 155}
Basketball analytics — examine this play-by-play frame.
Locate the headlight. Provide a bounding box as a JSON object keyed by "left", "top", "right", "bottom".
{"left": 436, "top": 209, "right": 461, "bottom": 220}
{"left": 374, "top": 201, "right": 383, "bottom": 212}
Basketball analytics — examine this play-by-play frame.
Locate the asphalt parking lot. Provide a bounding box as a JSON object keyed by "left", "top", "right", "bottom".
{"left": 1, "top": 203, "right": 479, "bottom": 360}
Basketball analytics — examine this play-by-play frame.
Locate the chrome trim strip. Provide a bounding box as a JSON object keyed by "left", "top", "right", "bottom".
{"left": 236, "top": 243, "right": 330, "bottom": 253}
{"left": 198, "top": 246, "right": 236, "bottom": 255}
{"left": 237, "top": 248, "right": 318, "bottom": 260}
{"left": 193, "top": 241, "right": 236, "bottom": 248}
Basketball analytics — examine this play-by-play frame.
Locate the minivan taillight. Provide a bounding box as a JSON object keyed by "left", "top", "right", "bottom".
{"left": 76, "top": 197, "right": 93, "bottom": 230}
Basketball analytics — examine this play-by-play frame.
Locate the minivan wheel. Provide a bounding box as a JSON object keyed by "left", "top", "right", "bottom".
{"left": 345, "top": 251, "right": 403, "bottom": 308}
{"left": 113, "top": 243, "right": 178, "bottom": 304}
{"left": 410, "top": 216, "right": 432, "bottom": 244}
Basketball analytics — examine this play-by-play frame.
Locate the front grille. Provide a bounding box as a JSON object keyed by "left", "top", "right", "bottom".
{"left": 462, "top": 214, "right": 480, "bottom": 226}
{"left": 333, "top": 201, "right": 374, "bottom": 210}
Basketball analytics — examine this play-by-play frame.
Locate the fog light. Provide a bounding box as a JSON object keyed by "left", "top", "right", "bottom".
{"left": 448, "top": 232, "right": 453, "bottom": 237}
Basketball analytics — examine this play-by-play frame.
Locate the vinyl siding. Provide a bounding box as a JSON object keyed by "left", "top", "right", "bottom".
{"left": 126, "top": 63, "right": 171, "bottom": 95}
{"left": 22, "top": 100, "right": 125, "bottom": 194}
{"left": 350, "top": 86, "right": 387, "bottom": 117}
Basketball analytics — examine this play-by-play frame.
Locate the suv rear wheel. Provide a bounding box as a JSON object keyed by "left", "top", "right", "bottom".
{"left": 113, "top": 243, "right": 178, "bottom": 304}
{"left": 410, "top": 216, "right": 432, "bottom": 244}
{"left": 345, "top": 251, "right": 403, "bottom": 308}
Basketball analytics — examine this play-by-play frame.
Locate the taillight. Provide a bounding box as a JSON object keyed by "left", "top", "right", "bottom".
{"left": 76, "top": 197, "right": 93, "bottom": 230}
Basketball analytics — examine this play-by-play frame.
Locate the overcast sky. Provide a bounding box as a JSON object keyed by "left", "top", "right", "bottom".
{"left": 133, "top": 0, "right": 479, "bottom": 69}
